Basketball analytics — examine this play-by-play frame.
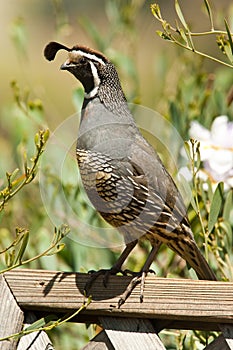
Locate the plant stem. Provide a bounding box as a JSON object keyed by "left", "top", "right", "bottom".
{"left": 0, "top": 230, "right": 63, "bottom": 274}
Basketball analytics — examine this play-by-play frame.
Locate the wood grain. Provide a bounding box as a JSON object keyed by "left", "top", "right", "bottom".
{"left": 0, "top": 275, "right": 24, "bottom": 350}
{"left": 100, "top": 317, "right": 166, "bottom": 350}
{"left": 4, "top": 269, "right": 233, "bottom": 331}
{"left": 81, "top": 330, "right": 114, "bottom": 350}
{"left": 17, "top": 312, "right": 54, "bottom": 350}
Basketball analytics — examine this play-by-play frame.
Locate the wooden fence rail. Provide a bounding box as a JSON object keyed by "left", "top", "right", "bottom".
{"left": 1, "top": 269, "right": 233, "bottom": 349}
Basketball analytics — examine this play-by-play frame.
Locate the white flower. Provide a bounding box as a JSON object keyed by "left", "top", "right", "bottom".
{"left": 189, "top": 116, "right": 233, "bottom": 188}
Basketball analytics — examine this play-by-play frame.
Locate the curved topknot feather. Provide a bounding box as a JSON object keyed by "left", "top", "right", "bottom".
{"left": 44, "top": 41, "right": 70, "bottom": 61}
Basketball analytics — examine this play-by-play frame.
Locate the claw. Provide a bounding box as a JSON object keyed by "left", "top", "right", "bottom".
{"left": 118, "top": 274, "right": 142, "bottom": 308}
{"left": 84, "top": 241, "right": 139, "bottom": 295}
{"left": 84, "top": 267, "right": 124, "bottom": 294}
{"left": 85, "top": 243, "right": 161, "bottom": 306}
{"left": 118, "top": 269, "right": 156, "bottom": 307}
{"left": 140, "top": 271, "right": 147, "bottom": 303}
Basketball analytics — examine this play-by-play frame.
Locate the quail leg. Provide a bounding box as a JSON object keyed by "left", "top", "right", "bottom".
{"left": 84, "top": 240, "right": 138, "bottom": 294}
{"left": 118, "top": 240, "right": 162, "bottom": 308}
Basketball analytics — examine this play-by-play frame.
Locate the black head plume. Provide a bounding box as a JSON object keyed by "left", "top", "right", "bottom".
{"left": 44, "top": 41, "right": 71, "bottom": 61}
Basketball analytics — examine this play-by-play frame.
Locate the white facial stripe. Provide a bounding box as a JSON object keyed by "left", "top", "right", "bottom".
{"left": 71, "top": 50, "right": 106, "bottom": 65}
{"left": 84, "top": 60, "right": 100, "bottom": 99}
{"left": 89, "top": 61, "right": 100, "bottom": 87}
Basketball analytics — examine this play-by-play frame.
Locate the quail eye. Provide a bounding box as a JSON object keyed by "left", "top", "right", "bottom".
{"left": 79, "top": 57, "right": 87, "bottom": 64}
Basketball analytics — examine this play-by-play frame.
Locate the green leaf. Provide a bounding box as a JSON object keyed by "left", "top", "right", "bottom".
{"left": 190, "top": 191, "right": 198, "bottom": 214}
{"left": 151, "top": 4, "right": 162, "bottom": 20}
{"left": 225, "top": 19, "right": 233, "bottom": 55}
{"left": 194, "top": 141, "right": 201, "bottom": 171}
{"left": 156, "top": 30, "right": 164, "bottom": 37}
{"left": 46, "top": 243, "right": 65, "bottom": 256}
{"left": 4, "top": 251, "right": 9, "bottom": 267}
{"left": 203, "top": 0, "right": 214, "bottom": 30}
{"left": 199, "top": 179, "right": 208, "bottom": 206}
{"left": 5, "top": 250, "right": 15, "bottom": 267}
{"left": 42, "top": 129, "right": 50, "bottom": 143}
{"left": 34, "top": 132, "right": 39, "bottom": 147}
{"left": 219, "top": 220, "right": 232, "bottom": 250}
{"left": 206, "top": 177, "right": 214, "bottom": 202}
{"left": 223, "top": 190, "right": 233, "bottom": 221}
{"left": 10, "top": 168, "right": 20, "bottom": 182}
{"left": 175, "top": 0, "right": 189, "bottom": 31}
{"left": 183, "top": 141, "right": 192, "bottom": 161}
{"left": 177, "top": 27, "right": 189, "bottom": 46}
{"left": 14, "top": 230, "right": 29, "bottom": 264}
{"left": 208, "top": 182, "right": 224, "bottom": 232}
{"left": 24, "top": 315, "right": 58, "bottom": 332}
{"left": 156, "top": 30, "right": 172, "bottom": 41}
{"left": 59, "top": 224, "right": 70, "bottom": 239}
{"left": 224, "top": 44, "right": 233, "bottom": 64}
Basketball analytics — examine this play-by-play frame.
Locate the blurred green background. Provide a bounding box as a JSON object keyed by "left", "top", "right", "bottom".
{"left": 1, "top": 1, "right": 233, "bottom": 349}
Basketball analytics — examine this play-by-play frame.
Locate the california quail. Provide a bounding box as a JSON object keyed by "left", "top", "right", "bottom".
{"left": 44, "top": 42, "right": 216, "bottom": 304}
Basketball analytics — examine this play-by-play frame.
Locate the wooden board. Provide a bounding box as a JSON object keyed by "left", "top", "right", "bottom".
{"left": 81, "top": 330, "right": 114, "bottom": 350}
{"left": 100, "top": 317, "right": 166, "bottom": 350}
{"left": 17, "top": 312, "right": 54, "bottom": 350}
{"left": 0, "top": 275, "right": 24, "bottom": 350}
{"left": 4, "top": 269, "right": 233, "bottom": 330}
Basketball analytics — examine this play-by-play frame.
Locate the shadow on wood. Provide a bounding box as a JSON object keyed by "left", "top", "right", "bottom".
{"left": 4, "top": 269, "right": 233, "bottom": 331}
{"left": 3, "top": 269, "right": 233, "bottom": 349}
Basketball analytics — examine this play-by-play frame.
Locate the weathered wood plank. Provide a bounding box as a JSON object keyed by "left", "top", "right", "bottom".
{"left": 17, "top": 312, "right": 54, "bottom": 350}
{"left": 81, "top": 330, "right": 114, "bottom": 350}
{"left": 4, "top": 269, "right": 233, "bottom": 329}
{"left": 219, "top": 324, "right": 233, "bottom": 350}
{"left": 204, "top": 335, "right": 230, "bottom": 350}
{"left": 0, "top": 274, "right": 24, "bottom": 350}
{"left": 100, "top": 317, "right": 166, "bottom": 350}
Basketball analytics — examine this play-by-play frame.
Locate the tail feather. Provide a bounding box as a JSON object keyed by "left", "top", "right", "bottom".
{"left": 191, "top": 243, "right": 217, "bottom": 281}
{"left": 167, "top": 234, "right": 217, "bottom": 281}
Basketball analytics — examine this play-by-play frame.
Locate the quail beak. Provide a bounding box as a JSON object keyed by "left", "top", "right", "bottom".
{"left": 60, "top": 60, "right": 75, "bottom": 71}
{"left": 60, "top": 62, "right": 67, "bottom": 70}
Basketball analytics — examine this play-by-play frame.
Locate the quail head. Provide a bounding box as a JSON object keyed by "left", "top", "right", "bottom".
{"left": 44, "top": 41, "right": 216, "bottom": 304}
